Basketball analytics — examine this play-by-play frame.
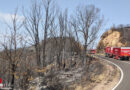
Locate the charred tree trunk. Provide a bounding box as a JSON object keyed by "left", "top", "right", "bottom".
{"left": 11, "top": 64, "right": 16, "bottom": 90}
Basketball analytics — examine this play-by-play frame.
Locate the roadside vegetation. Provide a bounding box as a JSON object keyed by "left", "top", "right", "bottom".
{"left": 0, "top": 0, "right": 107, "bottom": 89}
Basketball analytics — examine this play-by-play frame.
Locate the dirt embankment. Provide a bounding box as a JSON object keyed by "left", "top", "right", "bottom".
{"left": 97, "top": 27, "right": 130, "bottom": 52}
{"left": 29, "top": 56, "right": 120, "bottom": 90}
{"left": 73, "top": 58, "right": 120, "bottom": 90}
{"left": 88, "top": 59, "right": 120, "bottom": 90}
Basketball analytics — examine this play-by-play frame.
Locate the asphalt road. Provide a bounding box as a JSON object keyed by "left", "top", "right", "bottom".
{"left": 96, "top": 55, "right": 130, "bottom": 90}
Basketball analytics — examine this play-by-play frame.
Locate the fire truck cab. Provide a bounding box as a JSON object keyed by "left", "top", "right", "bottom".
{"left": 105, "top": 47, "right": 114, "bottom": 58}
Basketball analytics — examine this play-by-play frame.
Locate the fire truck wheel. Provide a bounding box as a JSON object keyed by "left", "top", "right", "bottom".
{"left": 105, "top": 54, "right": 107, "bottom": 57}
{"left": 128, "top": 57, "right": 130, "bottom": 61}
{"left": 126, "top": 57, "right": 129, "bottom": 60}
{"left": 119, "top": 57, "right": 123, "bottom": 60}
{"left": 106, "top": 53, "right": 108, "bottom": 57}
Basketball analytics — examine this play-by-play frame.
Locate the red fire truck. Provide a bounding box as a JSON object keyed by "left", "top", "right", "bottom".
{"left": 90, "top": 49, "right": 96, "bottom": 54}
{"left": 105, "top": 47, "right": 114, "bottom": 58}
{"left": 113, "top": 47, "right": 130, "bottom": 60}
{"left": 105, "top": 47, "right": 110, "bottom": 57}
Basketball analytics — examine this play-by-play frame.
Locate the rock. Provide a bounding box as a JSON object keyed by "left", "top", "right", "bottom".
{"left": 97, "top": 27, "right": 130, "bottom": 52}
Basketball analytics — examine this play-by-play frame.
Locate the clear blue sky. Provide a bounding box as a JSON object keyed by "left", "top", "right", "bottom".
{"left": 0, "top": 0, "right": 130, "bottom": 48}
{"left": 0, "top": 0, "right": 130, "bottom": 29}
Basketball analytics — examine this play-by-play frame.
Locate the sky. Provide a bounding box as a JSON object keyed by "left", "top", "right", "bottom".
{"left": 0, "top": 0, "right": 130, "bottom": 47}
{"left": 0, "top": 0, "right": 130, "bottom": 27}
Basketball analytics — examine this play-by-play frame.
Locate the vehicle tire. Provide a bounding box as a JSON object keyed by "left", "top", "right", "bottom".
{"left": 113, "top": 56, "right": 115, "bottom": 59}
{"left": 105, "top": 53, "right": 107, "bottom": 57}
{"left": 128, "top": 57, "right": 130, "bottom": 61}
{"left": 126, "top": 57, "right": 129, "bottom": 61}
{"left": 111, "top": 55, "right": 113, "bottom": 58}
{"left": 106, "top": 53, "right": 108, "bottom": 57}
{"left": 121, "top": 57, "right": 125, "bottom": 60}
{"left": 108, "top": 54, "right": 110, "bottom": 58}
{"left": 119, "top": 57, "right": 122, "bottom": 60}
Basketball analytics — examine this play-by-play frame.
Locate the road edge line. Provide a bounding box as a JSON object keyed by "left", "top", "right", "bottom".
{"left": 93, "top": 56, "right": 124, "bottom": 90}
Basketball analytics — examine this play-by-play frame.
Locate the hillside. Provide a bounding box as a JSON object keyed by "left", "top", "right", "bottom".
{"left": 28, "top": 37, "right": 83, "bottom": 64}
{"left": 97, "top": 26, "right": 130, "bottom": 52}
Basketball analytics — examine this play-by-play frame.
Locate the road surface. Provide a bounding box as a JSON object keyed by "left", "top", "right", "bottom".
{"left": 96, "top": 55, "right": 130, "bottom": 90}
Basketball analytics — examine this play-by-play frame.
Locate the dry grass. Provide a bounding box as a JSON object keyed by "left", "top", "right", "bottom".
{"left": 70, "top": 59, "right": 120, "bottom": 90}
{"left": 35, "top": 63, "right": 54, "bottom": 73}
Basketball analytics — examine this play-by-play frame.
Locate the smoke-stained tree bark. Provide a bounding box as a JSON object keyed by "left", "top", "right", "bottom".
{"left": 0, "top": 9, "right": 25, "bottom": 89}
{"left": 24, "top": 1, "right": 42, "bottom": 67}
{"left": 56, "top": 10, "right": 69, "bottom": 69}
{"left": 70, "top": 17, "right": 81, "bottom": 55}
{"left": 76, "top": 5, "right": 103, "bottom": 60}
{"left": 42, "top": 0, "right": 57, "bottom": 67}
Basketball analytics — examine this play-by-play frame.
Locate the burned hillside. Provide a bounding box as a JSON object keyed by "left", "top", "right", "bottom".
{"left": 0, "top": 0, "right": 106, "bottom": 89}
{"left": 97, "top": 26, "right": 130, "bottom": 52}
{"left": 28, "top": 37, "right": 83, "bottom": 64}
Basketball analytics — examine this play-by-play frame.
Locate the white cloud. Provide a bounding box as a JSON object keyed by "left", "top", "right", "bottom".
{"left": 0, "top": 33, "right": 32, "bottom": 47}
{"left": 0, "top": 12, "right": 24, "bottom": 23}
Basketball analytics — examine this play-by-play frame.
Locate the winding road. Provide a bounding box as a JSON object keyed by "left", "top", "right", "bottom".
{"left": 96, "top": 55, "right": 130, "bottom": 90}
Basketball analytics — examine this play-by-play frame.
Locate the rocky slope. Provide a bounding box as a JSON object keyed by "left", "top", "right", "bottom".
{"left": 97, "top": 27, "right": 130, "bottom": 52}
